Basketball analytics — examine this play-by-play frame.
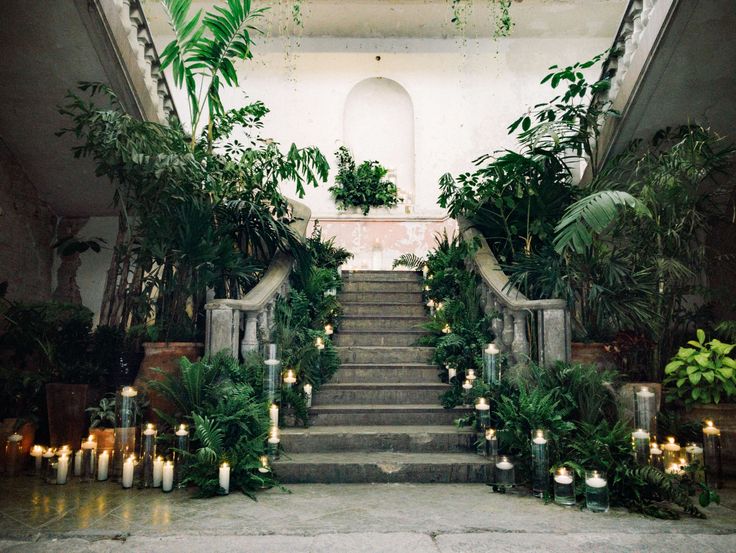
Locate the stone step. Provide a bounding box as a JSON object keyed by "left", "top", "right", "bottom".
{"left": 340, "top": 315, "right": 427, "bottom": 331}
{"left": 280, "top": 425, "right": 475, "bottom": 453}
{"left": 273, "top": 452, "right": 490, "bottom": 483}
{"left": 308, "top": 404, "right": 469, "bottom": 426}
{"left": 334, "top": 331, "right": 427, "bottom": 347}
{"left": 339, "top": 291, "right": 424, "bottom": 304}
{"left": 332, "top": 364, "right": 440, "bottom": 384}
{"left": 313, "top": 383, "right": 448, "bottom": 405}
{"left": 336, "top": 346, "right": 435, "bottom": 364}
{"left": 344, "top": 270, "right": 421, "bottom": 282}
{"left": 342, "top": 303, "right": 426, "bottom": 317}
{"left": 343, "top": 281, "right": 421, "bottom": 293}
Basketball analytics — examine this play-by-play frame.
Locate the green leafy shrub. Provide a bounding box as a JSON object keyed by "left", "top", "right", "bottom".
{"left": 664, "top": 329, "right": 736, "bottom": 405}
{"left": 330, "top": 146, "right": 400, "bottom": 215}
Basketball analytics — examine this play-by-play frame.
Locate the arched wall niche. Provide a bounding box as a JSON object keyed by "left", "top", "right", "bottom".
{"left": 342, "top": 77, "right": 415, "bottom": 207}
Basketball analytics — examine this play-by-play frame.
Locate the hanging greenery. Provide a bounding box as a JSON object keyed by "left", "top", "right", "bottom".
{"left": 449, "top": 0, "right": 513, "bottom": 38}
{"left": 329, "top": 146, "right": 401, "bottom": 215}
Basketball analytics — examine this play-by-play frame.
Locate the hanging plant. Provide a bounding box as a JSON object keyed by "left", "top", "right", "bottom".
{"left": 329, "top": 147, "right": 400, "bottom": 216}
{"left": 449, "top": 0, "right": 513, "bottom": 38}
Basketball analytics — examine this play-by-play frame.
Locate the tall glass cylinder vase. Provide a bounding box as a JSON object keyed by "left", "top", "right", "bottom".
{"left": 662, "top": 437, "right": 681, "bottom": 470}
{"left": 267, "top": 426, "right": 280, "bottom": 461}
{"left": 531, "top": 429, "right": 549, "bottom": 497}
{"left": 3, "top": 433, "right": 23, "bottom": 476}
{"left": 484, "top": 429, "right": 498, "bottom": 459}
{"left": 173, "top": 423, "right": 190, "bottom": 489}
{"left": 649, "top": 442, "right": 664, "bottom": 470}
{"left": 585, "top": 470, "right": 609, "bottom": 513}
{"left": 482, "top": 343, "right": 500, "bottom": 385}
{"left": 140, "top": 423, "right": 157, "bottom": 488}
{"left": 113, "top": 386, "right": 138, "bottom": 480}
{"left": 703, "top": 420, "right": 723, "bottom": 489}
{"left": 553, "top": 467, "right": 575, "bottom": 506}
{"left": 631, "top": 429, "right": 650, "bottom": 465}
{"left": 80, "top": 436, "right": 97, "bottom": 483}
{"left": 475, "top": 398, "right": 491, "bottom": 430}
{"left": 42, "top": 448, "right": 56, "bottom": 482}
{"left": 493, "top": 455, "right": 515, "bottom": 488}
{"left": 633, "top": 385, "right": 657, "bottom": 435}
{"left": 262, "top": 343, "right": 281, "bottom": 405}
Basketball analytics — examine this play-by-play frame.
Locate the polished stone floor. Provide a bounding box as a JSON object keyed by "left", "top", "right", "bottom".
{"left": 0, "top": 476, "right": 735, "bottom": 552}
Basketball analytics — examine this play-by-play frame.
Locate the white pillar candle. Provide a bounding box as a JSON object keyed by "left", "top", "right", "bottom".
{"left": 219, "top": 462, "right": 231, "bottom": 494}
{"left": 324, "top": 324, "right": 334, "bottom": 335}
{"left": 632, "top": 429, "right": 650, "bottom": 440}
{"left": 315, "top": 337, "right": 325, "bottom": 350}
{"left": 585, "top": 474, "right": 607, "bottom": 488}
{"left": 269, "top": 404, "right": 279, "bottom": 427}
{"left": 97, "top": 450, "right": 110, "bottom": 481}
{"left": 175, "top": 424, "right": 189, "bottom": 437}
{"left": 475, "top": 399, "right": 490, "bottom": 411}
{"left": 284, "top": 370, "right": 297, "bottom": 386}
{"left": 448, "top": 367, "right": 457, "bottom": 381}
{"left": 303, "top": 383, "right": 313, "bottom": 408}
{"left": 466, "top": 369, "right": 476, "bottom": 381}
{"left": 496, "top": 458, "right": 513, "bottom": 470}
{"left": 703, "top": 420, "right": 720, "bottom": 436}
{"left": 532, "top": 430, "right": 548, "bottom": 445}
{"left": 31, "top": 445, "right": 44, "bottom": 471}
{"left": 442, "top": 324, "right": 451, "bottom": 334}
{"left": 462, "top": 379, "right": 472, "bottom": 390}
{"left": 422, "top": 264, "right": 429, "bottom": 279}
{"left": 554, "top": 468, "right": 573, "bottom": 485}
{"left": 57, "top": 454, "right": 70, "bottom": 484}
{"left": 122, "top": 456, "right": 135, "bottom": 488}
{"left": 153, "top": 456, "right": 164, "bottom": 487}
{"left": 162, "top": 460, "right": 174, "bottom": 492}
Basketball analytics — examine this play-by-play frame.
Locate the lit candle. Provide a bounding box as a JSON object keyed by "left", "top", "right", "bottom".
{"left": 436, "top": 302, "right": 444, "bottom": 311}
{"left": 703, "top": 420, "right": 720, "bottom": 436}
{"left": 424, "top": 285, "right": 430, "bottom": 292}
{"left": 422, "top": 264, "right": 429, "bottom": 279}
{"left": 634, "top": 385, "right": 656, "bottom": 434}
{"left": 666, "top": 462, "right": 682, "bottom": 475}
{"left": 303, "top": 383, "right": 313, "bottom": 408}
{"left": 175, "top": 424, "right": 189, "bottom": 437}
{"left": 121, "top": 386, "right": 137, "bottom": 398}
{"left": 97, "top": 450, "right": 110, "bottom": 481}
{"left": 494, "top": 456, "right": 515, "bottom": 487}
{"left": 485, "top": 343, "right": 500, "bottom": 355}
{"left": 532, "top": 430, "right": 548, "bottom": 445}
{"left": 531, "top": 429, "right": 549, "bottom": 497}
{"left": 554, "top": 467, "right": 573, "bottom": 485}
{"left": 268, "top": 426, "right": 280, "bottom": 459}
{"left": 56, "top": 454, "right": 69, "bottom": 485}
{"left": 324, "top": 324, "right": 334, "bottom": 335}
{"left": 631, "top": 429, "right": 650, "bottom": 465}
{"left": 162, "top": 460, "right": 174, "bottom": 492}
{"left": 258, "top": 455, "right": 270, "bottom": 474}
{"left": 462, "top": 379, "right": 472, "bottom": 391}
{"left": 466, "top": 369, "right": 476, "bottom": 382}
{"left": 153, "top": 456, "right": 164, "bottom": 487}
{"left": 584, "top": 470, "right": 609, "bottom": 512}
{"left": 81, "top": 435, "right": 97, "bottom": 481}
{"left": 662, "top": 437, "right": 681, "bottom": 466}
{"left": 442, "top": 324, "right": 451, "bottom": 334}
{"left": 315, "top": 337, "right": 325, "bottom": 350}
{"left": 702, "top": 420, "right": 722, "bottom": 488}
{"left": 284, "top": 369, "right": 297, "bottom": 386}
{"left": 143, "top": 423, "right": 156, "bottom": 436}
{"left": 447, "top": 366, "right": 457, "bottom": 381}
{"left": 219, "top": 462, "right": 231, "bottom": 494}
{"left": 30, "top": 445, "right": 44, "bottom": 472}
{"left": 269, "top": 404, "right": 279, "bottom": 427}
{"left": 58, "top": 444, "right": 72, "bottom": 457}
{"left": 122, "top": 456, "right": 135, "bottom": 489}
{"left": 484, "top": 428, "right": 498, "bottom": 458}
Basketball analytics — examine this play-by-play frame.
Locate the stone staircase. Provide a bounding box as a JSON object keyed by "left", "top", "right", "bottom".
{"left": 275, "top": 270, "right": 490, "bottom": 483}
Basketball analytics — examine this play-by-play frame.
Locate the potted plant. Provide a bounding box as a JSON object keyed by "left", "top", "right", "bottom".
{"left": 329, "top": 146, "right": 400, "bottom": 215}
{"left": 85, "top": 396, "right": 116, "bottom": 451}
{"left": 664, "top": 329, "right": 736, "bottom": 474}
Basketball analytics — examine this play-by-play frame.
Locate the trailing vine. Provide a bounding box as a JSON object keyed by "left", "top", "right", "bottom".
{"left": 449, "top": 0, "right": 513, "bottom": 38}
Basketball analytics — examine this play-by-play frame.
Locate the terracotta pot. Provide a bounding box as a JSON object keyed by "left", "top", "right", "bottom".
{"left": 135, "top": 342, "right": 203, "bottom": 422}
{"left": 89, "top": 427, "right": 115, "bottom": 451}
{"left": 571, "top": 342, "right": 617, "bottom": 371}
{"left": 45, "top": 383, "right": 88, "bottom": 448}
{"left": 681, "top": 403, "right": 736, "bottom": 477}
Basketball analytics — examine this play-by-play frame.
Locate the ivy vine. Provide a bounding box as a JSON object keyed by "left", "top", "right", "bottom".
{"left": 450, "top": 0, "right": 513, "bottom": 38}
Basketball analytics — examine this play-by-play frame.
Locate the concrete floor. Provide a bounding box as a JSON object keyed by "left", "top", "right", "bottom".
{"left": 0, "top": 477, "right": 735, "bottom": 552}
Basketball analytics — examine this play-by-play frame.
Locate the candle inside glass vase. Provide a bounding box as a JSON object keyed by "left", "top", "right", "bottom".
{"left": 631, "top": 429, "right": 650, "bottom": 465}
{"left": 531, "top": 429, "right": 549, "bottom": 497}
{"left": 303, "top": 383, "right": 313, "bottom": 408}
{"left": 634, "top": 385, "right": 657, "bottom": 435}
{"left": 662, "top": 437, "right": 681, "bottom": 467}
{"left": 554, "top": 467, "right": 575, "bottom": 506}
{"left": 494, "top": 456, "right": 515, "bottom": 487}
{"left": 173, "top": 423, "right": 189, "bottom": 489}
{"left": 121, "top": 455, "right": 136, "bottom": 489}
{"left": 219, "top": 462, "right": 230, "bottom": 495}
{"left": 482, "top": 343, "right": 500, "bottom": 385}
{"left": 113, "top": 386, "right": 138, "bottom": 480}
{"left": 80, "top": 435, "right": 97, "bottom": 482}
{"left": 475, "top": 398, "right": 491, "bottom": 430}
{"left": 140, "top": 423, "right": 157, "bottom": 488}
{"left": 283, "top": 369, "right": 297, "bottom": 390}
{"left": 649, "top": 441, "right": 663, "bottom": 470}
{"left": 30, "top": 445, "right": 44, "bottom": 475}
{"left": 484, "top": 428, "right": 498, "bottom": 459}
{"left": 584, "top": 470, "right": 609, "bottom": 513}
{"left": 268, "top": 427, "right": 280, "bottom": 460}
{"left": 702, "top": 420, "right": 723, "bottom": 489}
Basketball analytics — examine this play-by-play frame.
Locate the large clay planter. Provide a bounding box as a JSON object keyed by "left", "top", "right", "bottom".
{"left": 45, "top": 383, "right": 88, "bottom": 448}
{"left": 135, "top": 342, "right": 203, "bottom": 422}
{"left": 682, "top": 403, "right": 736, "bottom": 477}
{"left": 571, "top": 342, "right": 617, "bottom": 371}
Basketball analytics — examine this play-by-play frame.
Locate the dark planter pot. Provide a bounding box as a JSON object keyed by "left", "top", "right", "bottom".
{"left": 571, "top": 342, "right": 617, "bottom": 371}
{"left": 135, "top": 342, "right": 203, "bottom": 422}
{"left": 45, "top": 383, "right": 88, "bottom": 448}
{"left": 682, "top": 403, "right": 736, "bottom": 477}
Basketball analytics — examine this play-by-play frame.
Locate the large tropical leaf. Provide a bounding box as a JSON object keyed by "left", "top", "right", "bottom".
{"left": 553, "top": 190, "right": 651, "bottom": 254}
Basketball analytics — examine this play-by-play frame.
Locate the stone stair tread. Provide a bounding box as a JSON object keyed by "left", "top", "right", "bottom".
{"left": 335, "top": 346, "right": 434, "bottom": 351}
{"left": 320, "top": 382, "right": 447, "bottom": 389}
{"left": 337, "top": 329, "right": 428, "bottom": 334}
{"left": 341, "top": 314, "right": 427, "bottom": 320}
{"left": 310, "top": 404, "right": 467, "bottom": 412}
{"left": 274, "top": 451, "right": 487, "bottom": 464}
{"left": 280, "top": 425, "right": 473, "bottom": 435}
{"left": 339, "top": 363, "right": 438, "bottom": 368}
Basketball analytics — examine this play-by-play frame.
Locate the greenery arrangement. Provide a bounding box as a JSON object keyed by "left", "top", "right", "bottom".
{"left": 449, "top": 0, "right": 513, "bottom": 38}
{"left": 86, "top": 396, "right": 116, "bottom": 429}
{"left": 664, "top": 330, "right": 736, "bottom": 405}
{"left": 59, "top": 0, "right": 329, "bottom": 342}
{"left": 438, "top": 51, "right": 735, "bottom": 379}
{"left": 330, "top": 146, "right": 400, "bottom": 215}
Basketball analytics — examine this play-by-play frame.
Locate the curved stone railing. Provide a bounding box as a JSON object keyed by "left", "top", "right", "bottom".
{"left": 589, "top": 0, "right": 676, "bottom": 171}
{"left": 458, "top": 217, "right": 570, "bottom": 367}
{"left": 97, "top": 0, "right": 177, "bottom": 123}
{"left": 204, "top": 199, "right": 311, "bottom": 359}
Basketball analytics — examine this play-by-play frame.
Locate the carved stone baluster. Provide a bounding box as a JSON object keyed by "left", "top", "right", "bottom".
{"left": 491, "top": 301, "right": 505, "bottom": 352}
{"left": 502, "top": 310, "right": 514, "bottom": 351}
{"left": 267, "top": 299, "right": 276, "bottom": 340}
{"left": 511, "top": 311, "right": 530, "bottom": 364}
{"left": 257, "top": 309, "right": 268, "bottom": 344}
{"left": 241, "top": 311, "right": 259, "bottom": 355}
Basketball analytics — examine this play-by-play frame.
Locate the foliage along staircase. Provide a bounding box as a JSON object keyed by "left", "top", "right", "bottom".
{"left": 274, "top": 270, "right": 490, "bottom": 483}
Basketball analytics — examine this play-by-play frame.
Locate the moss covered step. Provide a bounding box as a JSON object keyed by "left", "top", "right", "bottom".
{"left": 343, "top": 270, "right": 422, "bottom": 283}
{"left": 312, "top": 383, "right": 448, "bottom": 405}
{"left": 342, "top": 280, "right": 421, "bottom": 293}
{"left": 340, "top": 315, "right": 427, "bottom": 331}
{"left": 341, "top": 303, "right": 426, "bottom": 317}
{"left": 336, "top": 346, "right": 435, "bottom": 364}
{"left": 331, "top": 363, "right": 440, "bottom": 384}
{"left": 272, "top": 452, "right": 490, "bottom": 483}
{"left": 279, "top": 425, "right": 475, "bottom": 453}
{"left": 307, "top": 404, "right": 469, "bottom": 426}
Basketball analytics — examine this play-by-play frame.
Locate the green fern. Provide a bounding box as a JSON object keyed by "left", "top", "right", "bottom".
{"left": 392, "top": 254, "right": 426, "bottom": 270}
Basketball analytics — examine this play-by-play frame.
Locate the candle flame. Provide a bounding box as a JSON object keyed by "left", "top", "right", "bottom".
{"left": 667, "top": 436, "right": 675, "bottom": 444}
{"left": 705, "top": 420, "right": 714, "bottom": 428}
{"left": 485, "top": 428, "right": 496, "bottom": 439}
{"left": 179, "top": 423, "right": 187, "bottom": 432}
{"left": 146, "top": 423, "right": 154, "bottom": 431}
{"left": 558, "top": 467, "right": 568, "bottom": 476}
{"left": 221, "top": 462, "right": 229, "bottom": 468}
{"left": 87, "top": 435, "right": 94, "bottom": 443}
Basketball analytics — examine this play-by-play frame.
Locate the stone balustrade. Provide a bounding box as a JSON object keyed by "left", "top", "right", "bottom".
{"left": 205, "top": 199, "right": 311, "bottom": 359}
{"left": 97, "top": 0, "right": 176, "bottom": 123}
{"left": 458, "top": 218, "right": 571, "bottom": 367}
